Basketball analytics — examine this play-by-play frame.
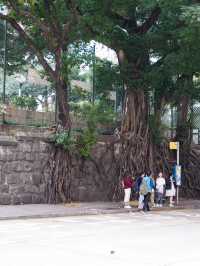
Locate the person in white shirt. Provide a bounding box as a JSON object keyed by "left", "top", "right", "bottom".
{"left": 156, "top": 172, "right": 166, "bottom": 207}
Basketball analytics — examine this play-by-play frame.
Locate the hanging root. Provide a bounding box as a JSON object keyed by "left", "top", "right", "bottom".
{"left": 181, "top": 146, "right": 200, "bottom": 198}
{"left": 46, "top": 147, "right": 72, "bottom": 203}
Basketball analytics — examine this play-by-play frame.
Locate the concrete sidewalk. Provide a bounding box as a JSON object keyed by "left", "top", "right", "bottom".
{"left": 0, "top": 199, "right": 198, "bottom": 220}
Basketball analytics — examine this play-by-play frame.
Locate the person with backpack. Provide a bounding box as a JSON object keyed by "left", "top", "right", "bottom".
{"left": 121, "top": 173, "right": 134, "bottom": 209}
{"left": 137, "top": 173, "right": 145, "bottom": 210}
{"left": 140, "top": 172, "right": 152, "bottom": 212}
{"left": 150, "top": 174, "right": 156, "bottom": 207}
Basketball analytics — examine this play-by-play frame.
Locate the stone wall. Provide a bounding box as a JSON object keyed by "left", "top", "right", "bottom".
{"left": 0, "top": 136, "right": 51, "bottom": 204}
{"left": 0, "top": 132, "right": 118, "bottom": 204}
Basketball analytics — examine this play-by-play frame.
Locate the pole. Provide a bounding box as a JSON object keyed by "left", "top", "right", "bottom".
{"left": 177, "top": 141, "right": 180, "bottom": 165}
{"left": 2, "top": 20, "right": 8, "bottom": 124}
{"left": 171, "top": 106, "right": 173, "bottom": 139}
{"left": 176, "top": 141, "right": 180, "bottom": 205}
{"left": 92, "top": 44, "right": 95, "bottom": 105}
{"left": 55, "top": 91, "right": 58, "bottom": 124}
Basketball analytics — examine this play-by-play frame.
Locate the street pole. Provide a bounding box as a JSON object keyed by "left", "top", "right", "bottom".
{"left": 176, "top": 141, "right": 180, "bottom": 205}
{"left": 171, "top": 106, "right": 173, "bottom": 139}
{"left": 55, "top": 91, "right": 58, "bottom": 124}
{"left": 2, "top": 20, "right": 8, "bottom": 124}
{"left": 92, "top": 44, "right": 96, "bottom": 105}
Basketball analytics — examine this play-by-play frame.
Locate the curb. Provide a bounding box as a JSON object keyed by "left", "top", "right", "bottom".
{"left": 0, "top": 206, "right": 186, "bottom": 221}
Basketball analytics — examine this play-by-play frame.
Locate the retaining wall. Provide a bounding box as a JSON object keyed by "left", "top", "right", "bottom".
{"left": 0, "top": 131, "right": 118, "bottom": 204}
{"left": 0, "top": 136, "right": 51, "bottom": 204}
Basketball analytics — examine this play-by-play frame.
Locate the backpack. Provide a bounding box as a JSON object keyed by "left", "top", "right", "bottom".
{"left": 150, "top": 177, "right": 155, "bottom": 190}
{"left": 140, "top": 179, "right": 148, "bottom": 195}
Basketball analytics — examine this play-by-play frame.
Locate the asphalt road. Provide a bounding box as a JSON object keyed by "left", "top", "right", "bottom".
{"left": 0, "top": 209, "right": 200, "bottom": 266}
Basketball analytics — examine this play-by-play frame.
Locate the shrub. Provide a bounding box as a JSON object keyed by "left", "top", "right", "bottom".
{"left": 11, "top": 96, "right": 38, "bottom": 110}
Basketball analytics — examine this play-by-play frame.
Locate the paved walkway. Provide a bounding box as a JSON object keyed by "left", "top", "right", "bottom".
{"left": 0, "top": 199, "right": 199, "bottom": 220}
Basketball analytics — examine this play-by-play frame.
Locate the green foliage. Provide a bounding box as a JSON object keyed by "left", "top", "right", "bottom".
{"left": 54, "top": 100, "right": 116, "bottom": 157}
{"left": 71, "top": 100, "right": 117, "bottom": 129}
{"left": 0, "top": 20, "right": 28, "bottom": 74}
{"left": 69, "top": 86, "right": 91, "bottom": 102}
{"left": 76, "top": 128, "right": 97, "bottom": 158}
{"left": 149, "top": 115, "right": 169, "bottom": 145}
{"left": 54, "top": 131, "right": 75, "bottom": 151}
{"left": 11, "top": 96, "right": 38, "bottom": 110}
{"left": 54, "top": 128, "right": 97, "bottom": 158}
{"left": 95, "top": 58, "right": 123, "bottom": 100}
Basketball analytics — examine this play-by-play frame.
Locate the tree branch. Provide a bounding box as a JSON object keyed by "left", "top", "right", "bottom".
{"left": 44, "top": 0, "right": 62, "bottom": 41}
{"left": 0, "top": 13, "right": 55, "bottom": 80}
{"left": 7, "top": 0, "right": 49, "bottom": 32}
{"left": 136, "top": 6, "right": 161, "bottom": 34}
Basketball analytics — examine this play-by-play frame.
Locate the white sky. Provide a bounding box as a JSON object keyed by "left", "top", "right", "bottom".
{"left": 94, "top": 42, "right": 118, "bottom": 64}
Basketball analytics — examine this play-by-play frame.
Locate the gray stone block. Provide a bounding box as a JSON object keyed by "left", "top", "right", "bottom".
{"left": 32, "top": 194, "right": 44, "bottom": 204}
{"left": 4, "top": 161, "right": 24, "bottom": 173}
{"left": 0, "top": 193, "right": 11, "bottom": 204}
{"left": 0, "top": 140, "right": 17, "bottom": 146}
{"left": 20, "top": 173, "right": 33, "bottom": 185}
{"left": 33, "top": 160, "right": 42, "bottom": 170}
{"left": 9, "top": 185, "right": 25, "bottom": 194}
{"left": 24, "top": 185, "right": 39, "bottom": 193}
{"left": 23, "top": 162, "right": 33, "bottom": 172}
{"left": 32, "top": 173, "right": 42, "bottom": 186}
{"left": 0, "top": 184, "right": 9, "bottom": 193}
{"left": 39, "top": 153, "right": 49, "bottom": 162}
{"left": 15, "top": 162, "right": 24, "bottom": 172}
{"left": 7, "top": 149, "right": 17, "bottom": 161}
{"left": 39, "top": 184, "right": 46, "bottom": 193}
{"left": 78, "top": 186, "right": 88, "bottom": 201}
{"left": 0, "top": 146, "right": 7, "bottom": 161}
{"left": 19, "top": 142, "right": 32, "bottom": 153}
{"left": 11, "top": 195, "right": 21, "bottom": 205}
{"left": 5, "top": 174, "right": 21, "bottom": 185}
{"left": 39, "top": 142, "right": 49, "bottom": 152}
{"left": 16, "top": 152, "right": 26, "bottom": 160}
{"left": 32, "top": 142, "right": 40, "bottom": 152}
{"left": 0, "top": 173, "right": 5, "bottom": 184}
{"left": 20, "top": 193, "right": 33, "bottom": 204}
{"left": 25, "top": 153, "right": 35, "bottom": 161}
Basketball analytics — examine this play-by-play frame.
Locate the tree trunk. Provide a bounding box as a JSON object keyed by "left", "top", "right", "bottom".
{"left": 176, "top": 94, "right": 191, "bottom": 144}
{"left": 55, "top": 79, "right": 71, "bottom": 129}
{"left": 119, "top": 88, "right": 151, "bottom": 175}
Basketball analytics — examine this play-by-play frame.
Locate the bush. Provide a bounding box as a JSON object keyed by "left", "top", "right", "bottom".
{"left": 11, "top": 96, "right": 38, "bottom": 110}
{"left": 53, "top": 129, "right": 97, "bottom": 158}
{"left": 71, "top": 100, "right": 117, "bottom": 130}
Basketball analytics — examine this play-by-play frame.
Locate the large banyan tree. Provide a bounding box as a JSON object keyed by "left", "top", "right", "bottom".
{"left": 81, "top": 0, "right": 200, "bottom": 194}
{"left": 83, "top": 0, "right": 192, "bottom": 174}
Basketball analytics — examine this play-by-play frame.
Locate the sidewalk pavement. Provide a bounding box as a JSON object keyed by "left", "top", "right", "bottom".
{"left": 0, "top": 199, "right": 199, "bottom": 221}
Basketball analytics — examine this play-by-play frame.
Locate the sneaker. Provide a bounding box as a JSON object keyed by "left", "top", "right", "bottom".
{"left": 124, "top": 205, "right": 132, "bottom": 209}
{"left": 169, "top": 204, "right": 174, "bottom": 207}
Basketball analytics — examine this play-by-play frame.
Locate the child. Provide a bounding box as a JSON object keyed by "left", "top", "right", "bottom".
{"left": 156, "top": 172, "right": 166, "bottom": 207}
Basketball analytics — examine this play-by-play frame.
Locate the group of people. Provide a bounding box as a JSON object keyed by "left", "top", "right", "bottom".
{"left": 122, "top": 171, "right": 176, "bottom": 211}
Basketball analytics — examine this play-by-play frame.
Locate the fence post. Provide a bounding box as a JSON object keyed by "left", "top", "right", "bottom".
{"left": 2, "top": 20, "right": 8, "bottom": 124}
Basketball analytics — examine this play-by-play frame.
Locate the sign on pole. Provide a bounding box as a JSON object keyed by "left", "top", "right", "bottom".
{"left": 175, "top": 165, "right": 181, "bottom": 186}
{"left": 169, "top": 142, "right": 178, "bottom": 150}
{"left": 170, "top": 141, "right": 181, "bottom": 205}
